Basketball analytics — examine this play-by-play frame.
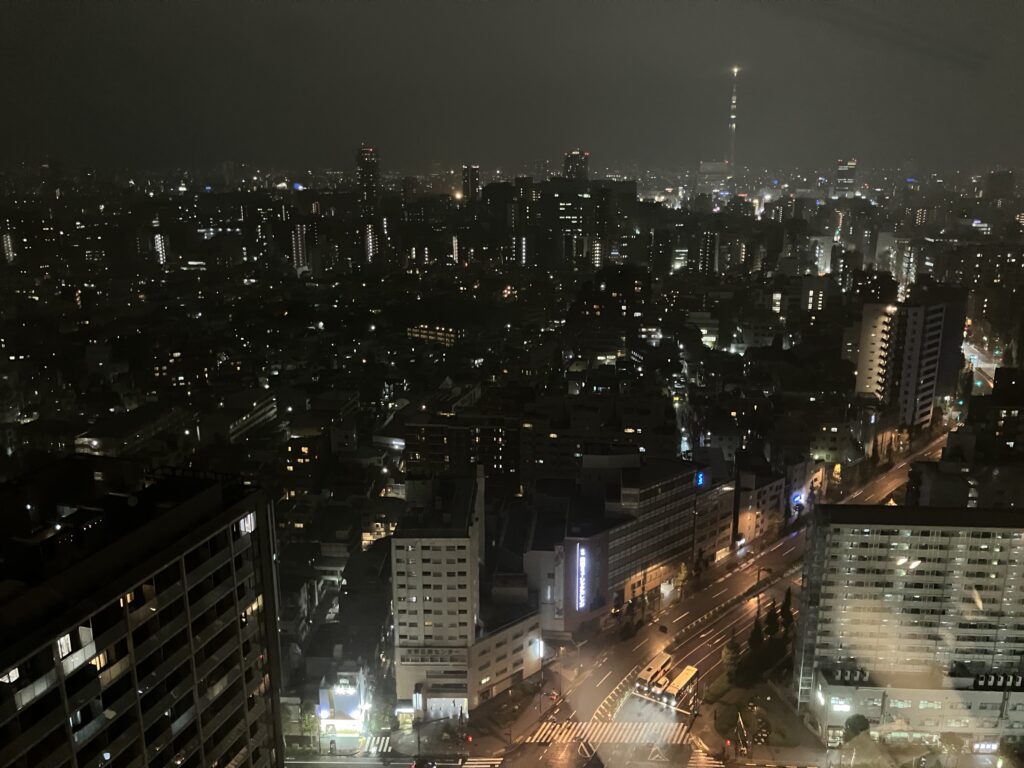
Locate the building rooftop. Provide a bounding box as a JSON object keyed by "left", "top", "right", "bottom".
{"left": 819, "top": 503, "right": 1024, "bottom": 529}
{"left": 394, "top": 474, "right": 477, "bottom": 539}
{"left": 0, "top": 454, "right": 257, "bottom": 668}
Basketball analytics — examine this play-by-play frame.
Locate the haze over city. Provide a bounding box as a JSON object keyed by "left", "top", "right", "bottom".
{"left": 2, "top": 4, "right": 1024, "bottom": 768}
{"left": 3, "top": 0, "right": 1024, "bottom": 171}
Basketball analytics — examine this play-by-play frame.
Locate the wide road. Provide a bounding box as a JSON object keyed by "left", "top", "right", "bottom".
{"left": 502, "top": 432, "right": 952, "bottom": 768}
{"left": 842, "top": 432, "right": 947, "bottom": 506}
{"left": 965, "top": 341, "right": 998, "bottom": 394}
{"left": 568, "top": 531, "right": 803, "bottom": 724}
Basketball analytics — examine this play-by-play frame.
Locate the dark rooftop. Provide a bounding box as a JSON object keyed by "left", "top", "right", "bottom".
{"left": 820, "top": 503, "right": 1024, "bottom": 529}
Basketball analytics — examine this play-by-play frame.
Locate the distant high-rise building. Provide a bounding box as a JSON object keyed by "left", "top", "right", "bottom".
{"left": 984, "top": 170, "right": 1015, "bottom": 200}
{"left": 563, "top": 149, "right": 589, "bottom": 181}
{"left": 356, "top": 144, "right": 381, "bottom": 265}
{"left": 834, "top": 158, "right": 858, "bottom": 197}
{"left": 461, "top": 164, "right": 481, "bottom": 204}
{"left": 696, "top": 161, "right": 732, "bottom": 195}
{"left": 695, "top": 228, "right": 720, "bottom": 275}
{"left": 356, "top": 144, "right": 380, "bottom": 218}
{"left": 0, "top": 456, "right": 285, "bottom": 768}
{"left": 291, "top": 220, "right": 314, "bottom": 275}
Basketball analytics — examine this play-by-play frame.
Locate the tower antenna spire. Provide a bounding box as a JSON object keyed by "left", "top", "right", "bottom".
{"left": 729, "top": 66, "right": 739, "bottom": 170}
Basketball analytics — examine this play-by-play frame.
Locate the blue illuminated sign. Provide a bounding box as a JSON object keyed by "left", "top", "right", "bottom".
{"left": 576, "top": 544, "right": 588, "bottom": 611}
{"left": 695, "top": 471, "right": 706, "bottom": 488}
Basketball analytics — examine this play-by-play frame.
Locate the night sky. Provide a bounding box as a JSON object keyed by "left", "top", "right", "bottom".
{"left": 3, "top": 0, "right": 1022, "bottom": 173}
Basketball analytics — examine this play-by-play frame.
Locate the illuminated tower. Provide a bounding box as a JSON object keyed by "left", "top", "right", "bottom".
{"left": 729, "top": 66, "right": 739, "bottom": 170}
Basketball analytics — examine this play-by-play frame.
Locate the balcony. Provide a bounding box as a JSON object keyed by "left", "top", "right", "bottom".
{"left": 128, "top": 584, "right": 184, "bottom": 631}
{"left": 186, "top": 545, "right": 232, "bottom": 586}
{"left": 133, "top": 615, "right": 187, "bottom": 666}
{"left": 0, "top": 705, "right": 65, "bottom": 766}
{"left": 141, "top": 677, "right": 192, "bottom": 731}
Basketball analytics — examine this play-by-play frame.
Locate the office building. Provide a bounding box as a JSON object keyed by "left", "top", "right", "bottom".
{"left": 796, "top": 503, "right": 1024, "bottom": 751}
{"left": 984, "top": 170, "right": 1015, "bottom": 200}
{"left": 835, "top": 158, "right": 858, "bottom": 197}
{"left": 603, "top": 459, "right": 735, "bottom": 606}
{"left": 391, "top": 471, "right": 541, "bottom": 719}
{"left": 697, "top": 161, "right": 731, "bottom": 195}
{"left": 461, "top": 165, "right": 480, "bottom": 204}
{"left": 0, "top": 455, "right": 284, "bottom": 768}
{"left": 563, "top": 149, "right": 589, "bottom": 182}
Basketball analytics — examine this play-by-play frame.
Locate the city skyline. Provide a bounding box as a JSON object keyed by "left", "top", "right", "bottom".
{"left": 2, "top": 1, "right": 1023, "bottom": 172}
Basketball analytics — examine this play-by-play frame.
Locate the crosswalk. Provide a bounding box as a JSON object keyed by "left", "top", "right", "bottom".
{"left": 688, "top": 748, "right": 726, "bottom": 768}
{"left": 526, "top": 720, "right": 689, "bottom": 744}
{"left": 462, "top": 759, "right": 504, "bottom": 768}
{"left": 357, "top": 735, "right": 391, "bottom": 755}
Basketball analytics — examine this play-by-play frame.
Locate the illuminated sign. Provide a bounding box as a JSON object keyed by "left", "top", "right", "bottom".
{"left": 695, "top": 471, "right": 706, "bottom": 488}
{"left": 576, "top": 544, "right": 588, "bottom": 611}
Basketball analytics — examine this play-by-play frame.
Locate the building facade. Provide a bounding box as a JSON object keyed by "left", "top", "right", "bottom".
{"left": 0, "top": 456, "right": 284, "bottom": 768}
{"left": 796, "top": 503, "right": 1024, "bottom": 751}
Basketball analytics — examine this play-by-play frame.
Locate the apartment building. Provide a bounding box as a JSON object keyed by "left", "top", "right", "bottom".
{"left": 796, "top": 503, "right": 1024, "bottom": 751}
{"left": 0, "top": 455, "right": 284, "bottom": 768}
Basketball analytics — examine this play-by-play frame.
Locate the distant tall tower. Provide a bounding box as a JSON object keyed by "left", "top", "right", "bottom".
{"left": 356, "top": 144, "right": 380, "bottom": 220}
{"left": 563, "top": 149, "right": 590, "bottom": 181}
{"left": 356, "top": 144, "right": 381, "bottom": 265}
{"left": 729, "top": 66, "right": 739, "bottom": 170}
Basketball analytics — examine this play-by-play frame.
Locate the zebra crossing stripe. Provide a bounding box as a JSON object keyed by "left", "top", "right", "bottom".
{"left": 527, "top": 719, "right": 690, "bottom": 744}
{"left": 463, "top": 759, "right": 504, "bottom": 768}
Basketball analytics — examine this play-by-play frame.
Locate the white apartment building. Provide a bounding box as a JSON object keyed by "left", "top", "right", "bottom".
{"left": 797, "top": 504, "right": 1024, "bottom": 751}
{"left": 392, "top": 472, "right": 541, "bottom": 720}
{"left": 854, "top": 303, "right": 896, "bottom": 401}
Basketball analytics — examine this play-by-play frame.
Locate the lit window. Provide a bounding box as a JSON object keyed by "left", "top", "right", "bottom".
{"left": 57, "top": 634, "right": 72, "bottom": 658}
{"left": 238, "top": 511, "right": 256, "bottom": 535}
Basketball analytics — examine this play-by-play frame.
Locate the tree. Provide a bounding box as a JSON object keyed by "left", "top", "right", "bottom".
{"left": 299, "top": 704, "right": 319, "bottom": 745}
{"left": 780, "top": 587, "right": 794, "bottom": 635}
{"left": 939, "top": 731, "right": 966, "bottom": 755}
{"left": 722, "top": 628, "right": 742, "bottom": 682}
{"left": 674, "top": 561, "right": 689, "bottom": 591}
{"left": 765, "top": 599, "right": 780, "bottom": 638}
{"left": 842, "top": 713, "right": 871, "bottom": 743}
{"left": 749, "top": 615, "right": 764, "bottom": 651}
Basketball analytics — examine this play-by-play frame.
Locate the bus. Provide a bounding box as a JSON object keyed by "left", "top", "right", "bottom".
{"left": 636, "top": 653, "right": 673, "bottom": 692}
{"left": 662, "top": 665, "right": 700, "bottom": 708}
{"left": 651, "top": 675, "right": 672, "bottom": 698}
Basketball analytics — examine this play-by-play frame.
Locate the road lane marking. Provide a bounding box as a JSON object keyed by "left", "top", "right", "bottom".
{"left": 672, "top": 611, "right": 691, "bottom": 624}
{"left": 631, "top": 638, "right": 648, "bottom": 652}
{"left": 712, "top": 588, "right": 727, "bottom": 598}
{"left": 596, "top": 670, "right": 612, "bottom": 687}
